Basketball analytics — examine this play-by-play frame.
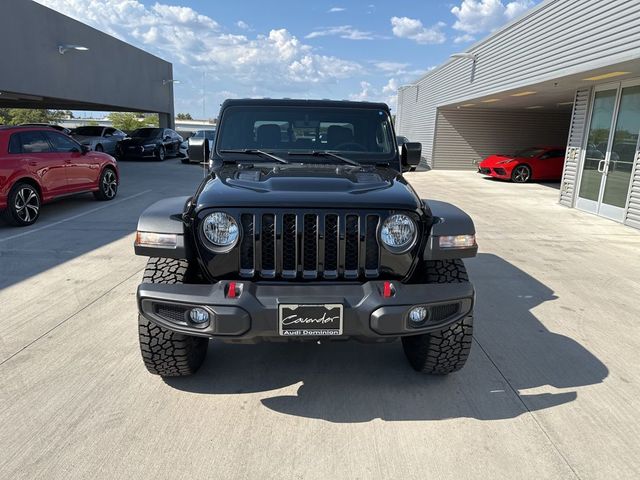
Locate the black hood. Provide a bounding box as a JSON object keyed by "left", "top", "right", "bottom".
{"left": 195, "top": 164, "right": 422, "bottom": 211}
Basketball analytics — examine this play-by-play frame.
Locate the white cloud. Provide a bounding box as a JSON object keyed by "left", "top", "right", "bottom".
{"left": 349, "top": 78, "right": 399, "bottom": 110}
{"left": 390, "top": 17, "right": 446, "bottom": 44}
{"left": 328, "top": 7, "right": 346, "bottom": 13}
{"left": 236, "top": 20, "right": 250, "bottom": 30}
{"left": 454, "top": 33, "right": 476, "bottom": 43}
{"left": 306, "top": 25, "right": 374, "bottom": 40}
{"left": 451, "top": 0, "right": 535, "bottom": 34}
{"left": 34, "top": 0, "right": 364, "bottom": 115}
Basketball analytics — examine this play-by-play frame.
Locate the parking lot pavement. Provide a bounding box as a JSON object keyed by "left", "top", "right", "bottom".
{"left": 1, "top": 164, "right": 639, "bottom": 479}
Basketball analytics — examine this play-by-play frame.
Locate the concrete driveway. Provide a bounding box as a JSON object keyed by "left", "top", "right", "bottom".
{"left": 1, "top": 162, "right": 639, "bottom": 479}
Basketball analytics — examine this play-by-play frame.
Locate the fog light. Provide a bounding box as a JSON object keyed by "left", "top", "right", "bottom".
{"left": 189, "top": 308, "right": 210, "bottom": 324}
{"left": 408, "top": 306, "right": 429, "bottom": 325}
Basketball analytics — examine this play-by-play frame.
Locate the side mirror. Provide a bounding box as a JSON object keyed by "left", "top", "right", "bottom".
{"left": 80, "top": 145, "right": 90, "bottom": 154}
{"left": 401, "top": 142, "right": 422, "bottom": 168}
{"left": 164, "top": 136, "right": 171, "bottom": 141}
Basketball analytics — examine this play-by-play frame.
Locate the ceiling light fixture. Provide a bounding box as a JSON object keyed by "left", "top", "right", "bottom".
{"left": 58, "top": 44, "right": 89, "bottom": 55}
{"left": 526, "top": 106, "right": 544, "bottom": 109}
{"left": 510, "top": 91, "right": 537, "bottom": 97}
{"left": 557, "top": 101, "right": 574, "bottom": 106}
{"left": 460, "top": 103, "right": 475, "bottom": 107}
{"left": 582, "top": 72, "right": 631, "bottom": 81}
{"left": 481, "top": 98, "right": 501, "bottom": 103}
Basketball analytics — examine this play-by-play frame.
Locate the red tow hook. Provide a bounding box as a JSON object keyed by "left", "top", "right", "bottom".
{"left": 383, "top": 281, "right": 393, "bottom": 298}
{"left": 227, "top": 281, "right": 237, "bottom": 298}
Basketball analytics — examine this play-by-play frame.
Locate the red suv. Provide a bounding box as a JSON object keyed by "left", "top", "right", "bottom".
{"left": 0, "top": 126, "right": 119, "bottom": 226}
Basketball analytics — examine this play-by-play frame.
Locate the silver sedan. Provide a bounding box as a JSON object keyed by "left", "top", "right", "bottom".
{"left": 71, "top": 126, "right": 127, "bottom": 155}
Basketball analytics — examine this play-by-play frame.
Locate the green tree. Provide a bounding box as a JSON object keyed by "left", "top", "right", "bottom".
{"left": 7, "top": 109, "right": 52, "bottom": 125}
{"left": 108, "top": 112, "right": 144, "bottom": 131}
{"left": 0, "top": 108, "right": 9, "bottom": 125}
{"left": 176, "top": 113, "right": 193, "bottom": 120}
{"left": 142, "top": 113, "right": 160, "bottom": 127}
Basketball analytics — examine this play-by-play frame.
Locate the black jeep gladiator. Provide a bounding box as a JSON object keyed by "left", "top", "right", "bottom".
{"left": 134, "top": 99, "right": 477, "bottom": 377}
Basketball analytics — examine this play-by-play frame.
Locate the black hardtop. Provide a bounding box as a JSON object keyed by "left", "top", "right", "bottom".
{"left": 220, "top": 98, "right": 391, "bottom": 112}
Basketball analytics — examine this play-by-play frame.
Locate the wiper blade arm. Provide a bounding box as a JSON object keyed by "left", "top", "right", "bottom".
{"left": 288, "top": 150, "right": 361, "bottom": 167}
{"left": 219, "top": 149, "right": 289, "bottom": 164}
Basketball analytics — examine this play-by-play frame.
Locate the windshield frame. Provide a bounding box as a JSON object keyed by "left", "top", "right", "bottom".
{"left": 214, "top": 105, "right": 399, "bottom": 165}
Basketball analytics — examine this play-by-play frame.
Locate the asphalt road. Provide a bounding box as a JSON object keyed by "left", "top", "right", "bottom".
{"left": 1, "top": 159, "right": 639, "bottom": 479}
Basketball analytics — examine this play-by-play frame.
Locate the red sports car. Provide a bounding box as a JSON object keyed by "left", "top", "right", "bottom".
{"left": 478, "top": 146, "right": 566, "bottom": 183}
{"left": 0, "top": 126, "right": 119, "bottom": 226}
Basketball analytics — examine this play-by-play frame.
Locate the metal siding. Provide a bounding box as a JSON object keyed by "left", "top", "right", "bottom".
{"left": 560, "top": 88, "right": 591, "bottom": 207}
{"left": 396, "top": 0, "right": 640, "bottom": 170}
{"left": 432, "top": 109, "right": 571, "bottom": 170}
{"left": 625, "top": 150, "right": 640, "bottom": 229}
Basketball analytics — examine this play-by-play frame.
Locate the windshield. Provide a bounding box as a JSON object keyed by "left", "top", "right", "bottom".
{"left": 130, "top": 128, "right": 162, "bottom": 139}
{"left": 73, "top": 126, "right": 104, "bottom": 136}
{"left": 216, "top": 105, "right": 396, "bottom": 163}
{"left": 514, "top": 147, "right": 545, "bottom": 158}
{"left": 192, "top": 130, "right": 216, "bottom": 140}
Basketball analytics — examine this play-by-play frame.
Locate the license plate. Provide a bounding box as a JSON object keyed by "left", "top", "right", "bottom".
{"left": 278, "top": 304, "right": 343, "bottom": 336}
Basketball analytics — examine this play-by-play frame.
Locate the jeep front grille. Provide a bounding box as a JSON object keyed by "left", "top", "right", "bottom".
{"left": 239, "top": 211, "right": 381, "bottom": 280}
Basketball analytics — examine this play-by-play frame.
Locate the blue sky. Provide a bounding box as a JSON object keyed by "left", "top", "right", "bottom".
{"left": 37, "top": 0, "right": 539, "bottom": 118}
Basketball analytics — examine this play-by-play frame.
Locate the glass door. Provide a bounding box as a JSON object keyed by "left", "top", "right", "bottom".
{"left": 577, "top": 83, "right": 639, "bottom": 221}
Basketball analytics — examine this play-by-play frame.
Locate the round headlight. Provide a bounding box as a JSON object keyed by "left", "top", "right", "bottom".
{"left": 202, "top": 212, "right": 239, "bottom": 247}
{"left": 380, "top": 214, "right": 416, "bottom": 252}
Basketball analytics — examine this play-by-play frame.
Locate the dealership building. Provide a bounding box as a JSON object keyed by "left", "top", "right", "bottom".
{"left": 396, "top": 0, "right": 640, "bottom": 229}
{"left": 0, "top": 0, "right": 175, "bottom": 128}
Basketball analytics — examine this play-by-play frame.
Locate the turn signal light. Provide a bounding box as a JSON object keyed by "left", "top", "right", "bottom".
{"left": 383, "top": 281, "right": 394, "bottom": 298}
{"left": 227, "top": 281, "right": 238, "bottom": 298}
{"left": 135, "top": 231, "right": 177, "bottom": 248}
{"left": 439, "top": 234, "right": 476, "bottom": 249}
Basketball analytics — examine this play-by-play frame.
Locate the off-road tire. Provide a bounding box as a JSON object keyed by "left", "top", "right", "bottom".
{"left": 138, "top": 258, "right": 208, "bottom": 376}
{"left": 402, "top": 259, "right": 473, "bottom": 374}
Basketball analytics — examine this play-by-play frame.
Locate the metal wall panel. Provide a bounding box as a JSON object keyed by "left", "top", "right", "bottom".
{"left": 432, "top": 109, "right": 571, "bottom": 170}
{"left": 560, "top": 88, "right": 592, "bottom": 207}
{"left": 396, "top": 0, "right": 640, "bottom": 167}
{"left": 625, "top": 150, "right": 640, "bottom": 229}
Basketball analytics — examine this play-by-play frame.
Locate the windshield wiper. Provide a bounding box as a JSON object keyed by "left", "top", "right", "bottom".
{"left": 219, "top": 149, "right": 289, "bottom": 164}
{"left": 287, "top": 150, "right": 361, "bottom": 167}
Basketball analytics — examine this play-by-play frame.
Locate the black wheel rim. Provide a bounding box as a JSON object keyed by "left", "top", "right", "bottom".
{"left": 14, "top": 187, "right": 39, "bottom": 222}
{"left": 514, "top": 166, "right": 530, "bottom": 182}
{"left": 102, "top": 170, "right": 117, "bottom": 198}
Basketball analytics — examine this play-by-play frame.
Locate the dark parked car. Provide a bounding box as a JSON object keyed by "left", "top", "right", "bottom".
{"left": 133, "top": 99, "right": 478, "bottom": 378}
{"left": 0, "top": 126, "right": 118, "bottom": 226}
{"left": 71, "top": 126, "right": 127, "bottom": 154}
{"left": 117, "top": 127, "right": 187, "bottom": 161}
{"left": 186, "top": 129, "right": 216, "bottom": 164}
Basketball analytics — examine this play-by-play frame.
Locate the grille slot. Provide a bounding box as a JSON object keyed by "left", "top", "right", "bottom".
{"left": 261, "top": 214, "right": 275, "bottom": 277}
{"left": 324, "top": 214, "right": 338, "bottom": 278}
{"left": 365, "top": 215, "right": 379, "bottom": 275}
{"left": 240, "top": 214, "right": 254, "bottom": 276}
{"left": 344, "top": 215, "right": 359, "bottom": 277}
{"left": 303, "top": 214, "right": 318, "bottom": 278}
{"left": 238, "top": 211, "right": 380, "bottom": 280}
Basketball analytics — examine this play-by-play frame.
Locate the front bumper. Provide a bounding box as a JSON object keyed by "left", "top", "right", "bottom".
{"left": 137, "top": 280, "right": 474, "bottom": 341}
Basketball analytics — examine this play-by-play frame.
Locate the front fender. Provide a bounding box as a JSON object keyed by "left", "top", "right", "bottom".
{"left": 135, "top": 196, "right": 192, "bottom": 259}
{"left": 422, "top": 199, "right": 478, "bottom": 260}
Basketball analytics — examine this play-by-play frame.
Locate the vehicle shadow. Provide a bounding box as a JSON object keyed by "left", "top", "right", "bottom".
{"left": 481, "top": 176, "right": 561, "bottom": 189}
{"left": 165, "top": 253, "right": 608, "bottom": 422}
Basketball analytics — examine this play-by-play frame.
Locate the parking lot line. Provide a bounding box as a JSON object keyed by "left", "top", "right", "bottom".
{"left": 0, "top": 190, "right": 152, "bottom": 243}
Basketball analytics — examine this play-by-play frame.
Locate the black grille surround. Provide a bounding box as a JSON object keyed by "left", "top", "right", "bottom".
{"left": 195, "top": 208, "right": 424, "bottom": 282}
